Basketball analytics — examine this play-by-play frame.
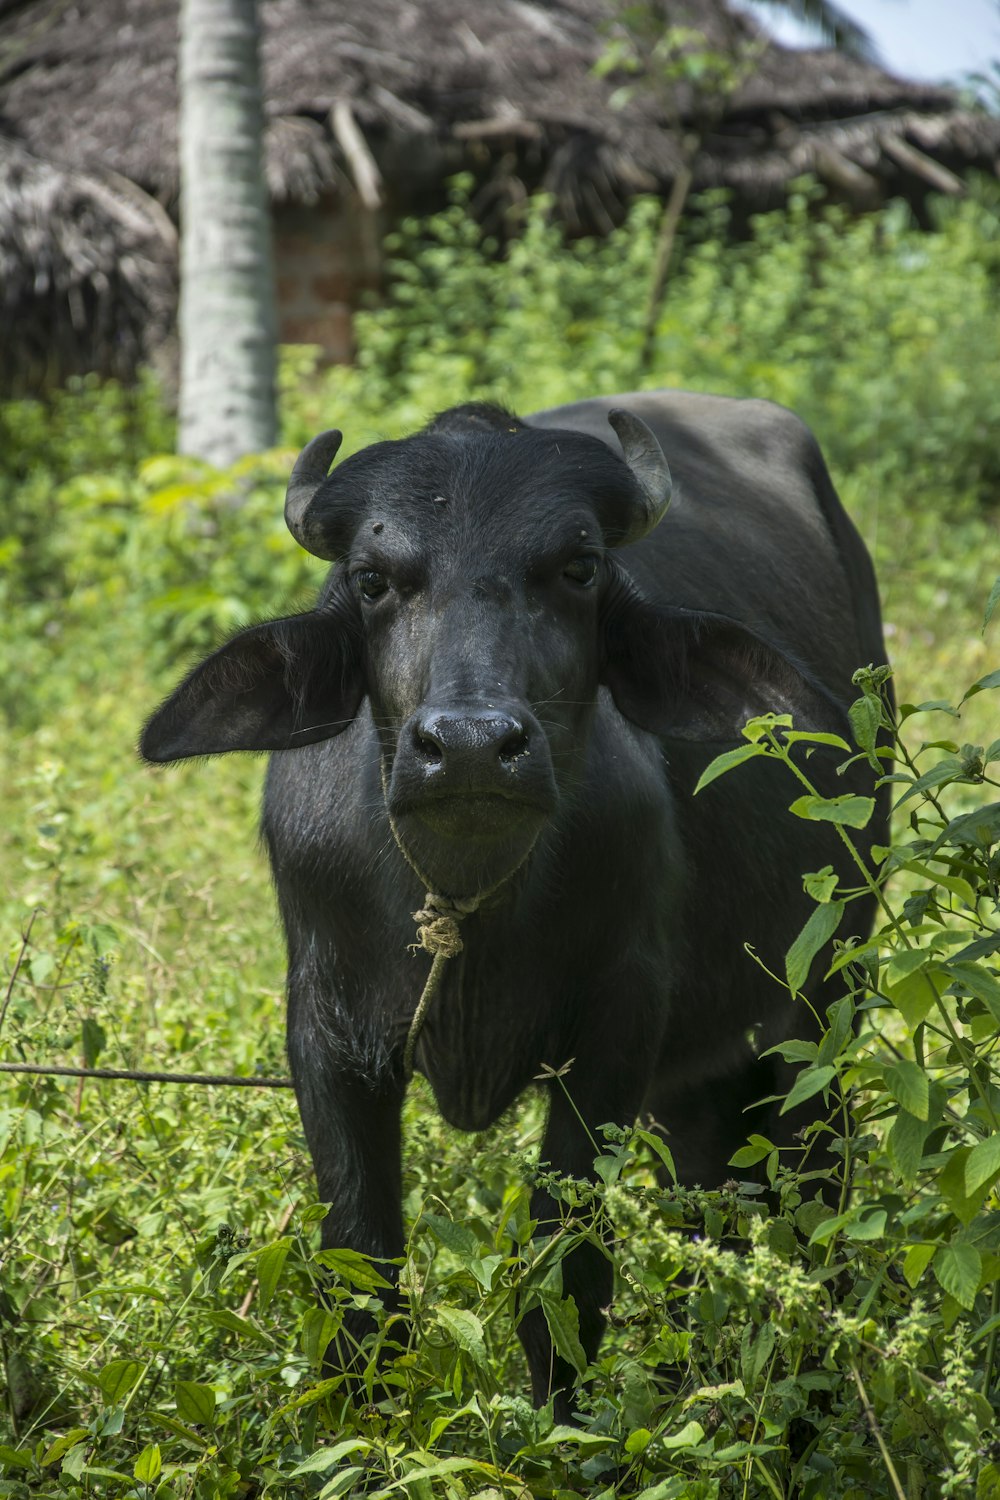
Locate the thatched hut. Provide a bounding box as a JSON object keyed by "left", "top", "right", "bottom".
{"left": 1, "top": 0, "right": 997, "bottom": 393}
{"left": 0, "top": 138, "right": 177, "bottom": 393}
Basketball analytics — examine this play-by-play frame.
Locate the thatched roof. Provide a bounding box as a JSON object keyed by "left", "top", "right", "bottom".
{"left": 1, "top": 0, "right": 997, "bottom": 390}
{"left": 0, "top": 136, "right": 176, "bottom": 393}
{"left": 3, "top": 0, "right": 996, "bottom": 219}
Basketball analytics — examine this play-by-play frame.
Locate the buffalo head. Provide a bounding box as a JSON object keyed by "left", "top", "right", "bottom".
{"left": 141, "top": 404, "right": 829, "bottom": 897}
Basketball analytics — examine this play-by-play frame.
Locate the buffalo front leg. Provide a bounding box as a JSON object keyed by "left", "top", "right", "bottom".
{"left": 288, "top": 1021, "right": 406, "bottom": 1379}
{"left": 518, "top": 1075, "right": 638, "bottom": 1422}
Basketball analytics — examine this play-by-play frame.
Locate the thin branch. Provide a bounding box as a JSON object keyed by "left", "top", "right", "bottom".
{"left": 850, "top": 1362, "right": 908, "bottom": 1500}
{"left": 0, "top": 1061, "right": 293, "bottom": 1089}
{"left": 0, "top": 910, "right": 38, "bottom": 1040}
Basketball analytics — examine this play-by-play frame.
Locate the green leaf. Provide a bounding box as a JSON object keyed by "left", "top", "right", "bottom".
{"left": 145, "top": 1411, "right": 208, "bottom": 1449}
{"left": 742, "top": 713, "right": 792, "bottom": 742}
{"left": 204, "top": 1309, "right": 272, "bottom": 1345}
{"left": 659, "top": 1419, "right": 706, "bottom": 1451}
{"left": 422, "top": 1212, "right": 480, "bottom": 1258}
{"left": 952, "top": 933, "right": 1000, "bottom": 964}
{"left": 780, "top": 1064, "right": 836, "bottom": 1115}
{"left": 96, "top": 1407, "right": 125, "bottom": 1437}
{"left": 730, "top": 1134, "right": 775, "bottom": 1168}
{"left": 933, "top": 802, "right": 1000, "bottom": 853}
{"left": 436, "top": 1307, "right": 487, "bottom": 1367}
{"left": 884, "top": 1060, "right": 929, "bottom": 1121}
{"left": 633, "top": 1126, "right": 677, "bottom": 1181}
{"left": 82, "top": 922, "right": 119, "bottom": 956}
{"left": 938, "top": 1148, "right": 982, "bottom": 1224}
{"left": 962, "top": 667, "right": 1000, "bottom": 700}
{"left": 41, "top": 1430, "right": 89, "bottom": 1467}
{"left": 516, "top": 1425, "right": 612, "bottom": 1455}
{"left": 933, "top": 1243, "right": 982, "bottom": 1311}
{"left": 894, "top": 758, "right": 967, "bottom": 807}
{"left": 694, "top": 742, "right": 765, "bottom": 793}
{"left": 256, "top": 1238, "right": 291, "bottom": 1311}
{"left": 174, "top": 1380, "right": 217, "bottom": 1428}
{"left": 817, "top": 995, "right": 855, "bottom": 1068}
{"left": 949, "top": 962, "right": 1000, "bottom": 1025}
{"left": 803, "top": 866, "right": 839, "bottom": 903}
{"left": 81, "top": 1018, "right": 106, "bottom": 1068}
{"left": 844, "top": 1206, "right": 887, "bottom": 1240}
{"left": 133, "top": 1445, "right": 161, "bottom": 1484}
{"left": 314, "top": 1246, "right": 394, "bottom": 1291}
{"left": 538, "top": 1291, "right": 588, "bottom": 1377}
{"left": 789, "top": 793, "right": 875, "bottom": 828}
{"left": 290, "top": 1440, "right": 370, "bottom": 1477}
{"left": 0, "top": 1447, "right": 34, "bottom": 1471}
{"left": 468, "top": 1252, "right": 504, "bottom": 1292}
{"left": 965, "top": 1135, "right": 1000, "bottom": 1196}
{"left": 762, "top": 1038, "right": 818, "bottom": 1063}
{"left": 886, "top": 959, "right": 946, "bottom": 1030}
{"left": 625, "top": 1427, "right": 652, "bottom": 1454}
{"left": 29, "top": 952, "right": 54, "bottom": 984}
{"left": 380, "top": 1456, "right": 494, "bottom": 1490}
{"left": 782, "top": 730, "right": 851, "bottom": 750}
{"left": 97, "top": 1359, "right": 143, "bottom": 1405}
{"left": 319, "top": 1465, "right": 366, "bottom": 1498}
{"left": 902, "top": 1242, "right": 936, "bottom": 1288}
{"left": 300, "top": 1306, "right": 342, "bottom": 1367}
{"left": 887, "top": 1110, "right": 928, "bottom": 1183}
{"left": 898, "top": 700, "right": 959, "bottom": 720}
{"left": 740, "top": 1320, "right": 776, "bottom": 1388}
{"left": 594, "top": 1151, "right": 624, "bottom": 1185}
{"left": 898, "top": 859, "right": 976, "bottom": 907}
{"left": 427, "top": 1400, "right": 483, "bottom": 1448}
{"left": 785, "top": 900, "right": 844, "bottom": 994}
{"left": 848, "top": 694, "right": 882, "bottom": 760}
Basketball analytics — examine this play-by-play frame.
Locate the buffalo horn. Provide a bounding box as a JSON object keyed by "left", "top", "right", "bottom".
{"left": 607, "top": 408, "right": 673, "bottom": 545}
{"left": 284, "top": 428, "right": 344, "bottom": 558}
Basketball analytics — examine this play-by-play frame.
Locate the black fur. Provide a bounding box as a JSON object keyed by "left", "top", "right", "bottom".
{"left": 142, "top": 388, "right": 889, "bottom": 1419}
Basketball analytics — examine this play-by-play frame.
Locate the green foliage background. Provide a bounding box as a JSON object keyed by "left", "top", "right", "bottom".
{"left": 1, "top": 183, "right": 999, "bottom": 1497}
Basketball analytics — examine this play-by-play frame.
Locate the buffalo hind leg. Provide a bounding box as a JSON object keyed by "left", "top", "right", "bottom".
{"left": 644, "top": 1043, "right": 784, "bottom": 1191}
{"left": 646, "top": 1035, "right": 843, "bottom": 1198}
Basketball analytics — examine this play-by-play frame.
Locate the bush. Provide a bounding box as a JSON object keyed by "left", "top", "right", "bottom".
{"left": 307, "top": 178, "right": 1000, "bottom": 507}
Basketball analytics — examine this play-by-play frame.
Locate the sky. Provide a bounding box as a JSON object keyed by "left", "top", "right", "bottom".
{"left": 740, "top": 0, "right": 1000, "bottom": 87}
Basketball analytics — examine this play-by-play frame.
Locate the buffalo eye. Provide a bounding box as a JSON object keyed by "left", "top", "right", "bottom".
{"left": 563, "top": 554, "right": 600, "bottom": 587}
{"left": 355, "top": 569, "right": 388, "bottom": 601}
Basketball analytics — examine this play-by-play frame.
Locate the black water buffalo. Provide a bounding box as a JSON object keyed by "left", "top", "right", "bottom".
{"left": 142, "top": 390, "right": 888, "bottom": 1413}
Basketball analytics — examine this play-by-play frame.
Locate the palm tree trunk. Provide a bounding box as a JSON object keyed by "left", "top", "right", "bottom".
{"left": 178, "top": 0, "right": 276, "bottom": 466}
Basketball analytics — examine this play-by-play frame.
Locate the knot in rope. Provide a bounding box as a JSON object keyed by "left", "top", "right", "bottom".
{"left": 411, "top": 892, "right": 482, "bottom": 959}
{"left": 402, "top": 892, "right": 481, "bottom": 1081}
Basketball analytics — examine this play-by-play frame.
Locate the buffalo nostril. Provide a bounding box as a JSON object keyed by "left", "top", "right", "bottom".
{"left": 498, "top": 726, "right": 529, "bottom": 764}
{"left": 413, "top": 725, "right": 444, "bottom": 765}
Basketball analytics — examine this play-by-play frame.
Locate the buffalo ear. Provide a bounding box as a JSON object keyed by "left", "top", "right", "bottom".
{"left": 602, "top": 598, "right": 839, "bottom": 741}
{"left": 140, "top": 610, "right": 363, "bottom": 762}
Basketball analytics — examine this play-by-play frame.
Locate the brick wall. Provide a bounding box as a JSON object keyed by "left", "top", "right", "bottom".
{"left": 273, "top": 196, "right": 383, "bottom": 363}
